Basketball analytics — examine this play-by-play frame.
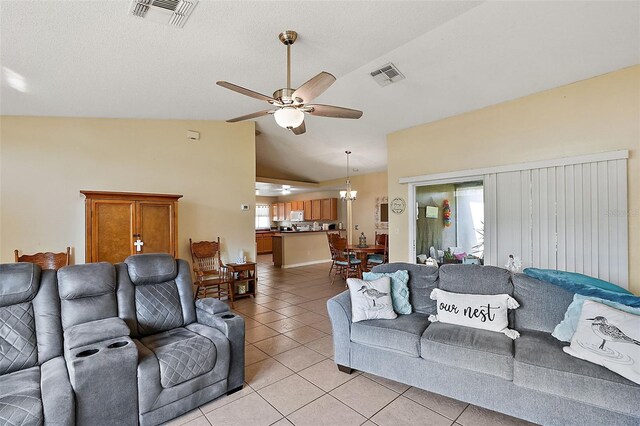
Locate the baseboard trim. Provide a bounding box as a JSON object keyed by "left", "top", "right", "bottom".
{"left": 282, "top": 259, "right": 332, "bottom": 269}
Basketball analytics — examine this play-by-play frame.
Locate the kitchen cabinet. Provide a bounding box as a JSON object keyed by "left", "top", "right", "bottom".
{"left": 304, "top": 200, "right": 312, "bottom": 220}
{"left": 81, "top": 191, "right": 181, "bottom": 264}
{"left": 272, "top": 203, "right": 278, "bottom": 221}
{"left": 311, "top": 199, "right": 322, "bottom": 220}
{"left": 277, "top": 203, "right": 285, "bottom": 221}
{"left": 321, "top": 198, "right": 338, "bottom": 220}
{"left": 256, "top": 232, "right": 274, "bottom": 254}
{"left": 285, "top": 202, "right": 292, "bottom": 221}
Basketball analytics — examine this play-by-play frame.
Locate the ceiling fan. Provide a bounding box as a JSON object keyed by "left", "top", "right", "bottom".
{"left": 216, "top": 30, "right": 363, "bottom": 135}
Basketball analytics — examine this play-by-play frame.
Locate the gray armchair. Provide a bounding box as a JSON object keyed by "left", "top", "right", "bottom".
{"left": 0, "top": 263, "right": 74, "bottom": 426}
{"left": 116, "top": 253, "right": 245, "bottom": 426}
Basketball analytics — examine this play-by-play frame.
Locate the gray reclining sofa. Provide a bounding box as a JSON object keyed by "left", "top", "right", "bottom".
{"left": 327, "top": 263, "right": 640, "bottom": 426}
{"left": 1, "top": 253, "right": 244, "bottom": 426}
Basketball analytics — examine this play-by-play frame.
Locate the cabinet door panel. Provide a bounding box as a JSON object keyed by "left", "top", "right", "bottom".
{"left": 264, "top": 235, "right": 273, "bottom": 253}
{"left": 311, "top": 200, "right": 321, "bottom": 220}
{"left": 137, "top": 202, "right": 175, "bottom": 256}
{"left": 92, "top": 200, "right": 135, "bottom": 264}
{"left": 304, "top": 200, "right": 312, "bottom": 221}
{"left": 285, "top": 203, "right": 292, "bottom": 221}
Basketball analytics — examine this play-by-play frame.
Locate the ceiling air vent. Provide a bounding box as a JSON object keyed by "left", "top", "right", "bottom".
{"left": 129, "top": 0, "right": 199, "bottom": 28}
{"left": 370, "top": 63, "right": 405, "bottom": 87}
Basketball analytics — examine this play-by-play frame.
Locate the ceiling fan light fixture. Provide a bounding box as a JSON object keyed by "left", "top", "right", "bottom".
{"left": 274, "top": 107, "right": 304, "bottom": 129}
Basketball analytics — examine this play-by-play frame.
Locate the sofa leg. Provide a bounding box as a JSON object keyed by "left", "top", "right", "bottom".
{"left": 337, "top": 364, "right": 353, "bottom": 374}
{"left": 227, "top": 385, "right": 243, "bottom": 396}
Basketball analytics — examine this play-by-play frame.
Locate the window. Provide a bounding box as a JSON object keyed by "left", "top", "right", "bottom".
{"left": 255, "top": 204, "right": 270, "bottom": 229}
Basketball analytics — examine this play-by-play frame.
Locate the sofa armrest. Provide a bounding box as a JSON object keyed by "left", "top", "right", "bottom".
{"left": 41, "top": 356, "right": 75, "bottom": 426}
{"left": 327, "top": 290, "right": 352, "bottom": 367}
{"left": 64, "top": 334, "right": 138, "bottom": 425}
{"left": 196, "top": 304, "right": 245, "bottom": 391}
{"left": 63, "top": 317, "right": 130, "bottom": 350}
{"left": 195, "top": 298, "right": 230, "bottom": 315}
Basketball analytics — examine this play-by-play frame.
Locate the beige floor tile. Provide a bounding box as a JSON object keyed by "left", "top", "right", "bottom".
{"left": 270, "top": 419, "right": 294, "bottom": 426}
{"left": 371, "top": 396, "right": 452, "bottom": 426}
{"left": 246, "top": 325, "right": 281, "bottom": 343}
{"left": 404, "top": 387, "right": 468, "bottom": 420}
{"left": 245, "top": 358, "right": 294, "bottom": 390}
{"left": 298, "top": 359, "right": 358, "bottom": 392}
{"left": 205, "top": 392, "right": 282, "bottom": 426}
{"left": 253, "top": 311, "right": 288, "bottom": 324}
{"left": 242, "top": 317, "right": 263, "bottom": 330}
{"left": 456, "top": 405, "right": 537, "bottom": 426}
{"left": 259, "top": 300, "right": 292, "bottom": 309}
{"left": 273, "top": 346, "right": 326, "bottom": 372}
{"left": 287, "top": 394, "right": 366, "bottom": 426}
{"left": 254, "top": 334, "right": 301, "bottom": 356}
{"left": 308, "top": 319, "right": 333, "bottom": 334}
{"left": 258, "top": 374, "right": 324, "bottom": 416}
{"left": 199, "top": 384, "right": 254, "bottom": 414}
{"left": 235, "top": 304, "right": 273, "bottom": 316}
{"left": 164, "top": 408, "right": 205, "bottom": 425}
{"left": 265, "top": 318, "right": 306, "bottom": 333}
{"left": 289, "top": 311, "right": 327, "bottom": 325}
{"left": 330, "top": 375, "right": 399, "bottom": 418}
{"left": 181, "top": 416, "right": 211, "bottom": 426}
{"left": 283, "top": 326, "right": 327, "bottom": 344}
{"left": 362, "top": 372, "right": 411, "bottom": 394}
{"left": 245, "top": 344, "right": 271, "bottom": 366}
{"left": 304, "top": 335, "right": 334, "bottom": 357}
{"left": 275, "top": 305, "right": 309, "bottom": 317}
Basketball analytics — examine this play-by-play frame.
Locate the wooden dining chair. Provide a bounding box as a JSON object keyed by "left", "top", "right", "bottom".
{"left": 326, "top": 232, "right": 342, "bottom": 276}
{"left": 367, "top": 233, "right": 389, "bottom": 269}
{"left": 14, "top": 247, "right": 70, "bottom": 270}
{"left": 189, "top": 238, "right": 234, "bottom": 307}
{"left": 331, "top": 236, "right": 362, "bottom": 285}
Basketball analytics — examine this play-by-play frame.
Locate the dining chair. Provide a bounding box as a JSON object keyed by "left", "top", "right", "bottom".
{"left": 331, "top": 236, "right": 362, "bottom": 285}
{"left": 326, "top": 232, "right": 342, "bottom": 276}
{"left": 367, "top": 233, "right": 389, "bottom": 269}
{"left": 189, "top": 237, "right": 234, "bottom": 307}
{"left": 14, "top": 247, "right": 70, "bottom": 270}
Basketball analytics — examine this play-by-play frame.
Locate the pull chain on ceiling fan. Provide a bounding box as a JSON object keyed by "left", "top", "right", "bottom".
{"left": 216, "top": 30, "right": 363, "bottom": 135}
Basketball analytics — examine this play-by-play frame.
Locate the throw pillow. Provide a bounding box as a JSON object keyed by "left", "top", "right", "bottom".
{"left": 428, "top": 288, "right": 521, "bottom": 339}
{"left": 564, "top": 300, "right": 640, "bottom": 385}
{"left": 523, "top": 268, "right": 640, "bottom": 307}
{"left": 553, "top": 294, "right": 640, "bottom": 342}
{"left": 347, "top": 276, "right": 397, "bottom": 323}
{"left": 363, "top": 270, "right": 412, "bottom": 314}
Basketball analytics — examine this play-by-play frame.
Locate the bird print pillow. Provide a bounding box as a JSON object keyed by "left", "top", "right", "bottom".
{"left": 564, "top": 300, "right": 640, "bottom": 384}
{"left": 347, "top": 277, "right": 397, "bottom": 323}
{"left": 428, "top": 289, "right": 521, "bottom": 339}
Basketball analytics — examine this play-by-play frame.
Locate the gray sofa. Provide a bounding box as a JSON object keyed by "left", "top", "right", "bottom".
{"left": 1, "top": 254, "right": 244, "bottom": 426}
{"left": 327, "top": 263, "right": 640, "bottom": 426}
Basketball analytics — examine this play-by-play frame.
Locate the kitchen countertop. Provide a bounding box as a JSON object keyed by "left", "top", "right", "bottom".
{"left": 276, "top": 230, "right": 344, "bottom": 235}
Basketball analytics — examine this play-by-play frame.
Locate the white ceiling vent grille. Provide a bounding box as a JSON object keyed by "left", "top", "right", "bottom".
{"left": 370, "top": 63, "right": 405, "bottom": 87}
{"left": 129, "top": 0, "right": 198, "bottom": 28}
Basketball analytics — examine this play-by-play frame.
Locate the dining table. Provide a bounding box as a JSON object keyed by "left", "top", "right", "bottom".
{"left": 347, "top": 244, "right": 386, "bottom": 272}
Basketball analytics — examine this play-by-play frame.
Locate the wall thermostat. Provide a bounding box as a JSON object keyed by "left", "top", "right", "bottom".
{"left": 240, "top": 204, "right": 249, "bottom": 211}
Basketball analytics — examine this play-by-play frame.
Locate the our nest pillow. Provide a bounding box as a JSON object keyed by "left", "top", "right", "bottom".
{"left": 428, "top": 288, "right": 521, "bottom": 339}
{"left": 564, "top": 300, "right": 640, "bottom": 385}
{"left": 347, "top": 276, "right": 397, "bottom": 323}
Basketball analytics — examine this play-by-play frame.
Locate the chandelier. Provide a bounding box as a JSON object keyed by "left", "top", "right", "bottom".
{"left": 339, "top": 151, "right": 357, "bottom": 201}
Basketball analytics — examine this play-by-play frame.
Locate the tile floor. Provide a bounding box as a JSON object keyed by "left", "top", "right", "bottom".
{"left": 167, "top": 255, "right": 536, "bottom": 426}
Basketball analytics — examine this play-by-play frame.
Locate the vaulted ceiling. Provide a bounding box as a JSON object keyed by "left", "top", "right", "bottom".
{"left": 2, "top": 1, "right": 638, "bottom": 182}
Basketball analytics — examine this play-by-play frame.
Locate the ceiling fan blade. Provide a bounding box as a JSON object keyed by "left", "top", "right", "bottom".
{"left": 292, "top": 72, "right": 336, "bottom": 103}
{"left": 306, "top": 104, "right": 363, "bottom": 119}
{"left": 227, "top": 110, "right": 274, "bottom": 123}
{"left": 216, "top": 81, "right": 277, "bottom": 104}
{"left": 291, "top": 121, "right": 306, "bottom": 135}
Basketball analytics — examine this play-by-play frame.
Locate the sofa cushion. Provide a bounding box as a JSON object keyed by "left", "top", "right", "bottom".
{"left": 439, "top": 265, "right": 513, "bottom": 295}
{"left": 351, "top": 313, "right": 430, "bottom": 357}
{"left": 0, "top": 366, "right": 43, "bottom": 426}
{"left": 141, "top": 327, "right": 216, "bottom": 388}
{"left": 421, "top": 322, "right": 514, "bottom": 380}
{"left": 135, "top": 281, "right": 184, "bottom": 336}
{"left": 513, "top": 273, "right": 574, "bottom": 333}
{"left": 371, "top": 263, "right": 438, "bottom": 315}
{"left": 513, "top": 329, "right": 640, "bottom": 416}
{"left": 0, "top": 302, "right": 37, "bottom": 375}
{"left": 0, "top": 264, "right": 40, "bottom": 308}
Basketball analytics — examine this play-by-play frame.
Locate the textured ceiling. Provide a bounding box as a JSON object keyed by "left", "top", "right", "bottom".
{"left": 1, "top": 1, "right": 639, "bottom": 182}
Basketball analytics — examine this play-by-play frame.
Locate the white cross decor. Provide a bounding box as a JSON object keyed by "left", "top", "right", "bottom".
{"left": 134, "top": 239, "right": 144, "bottom": 252}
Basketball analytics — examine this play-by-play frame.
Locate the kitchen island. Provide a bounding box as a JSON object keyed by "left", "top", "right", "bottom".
{"left": 272, "top": 230, "right": 344, "bottom": 268}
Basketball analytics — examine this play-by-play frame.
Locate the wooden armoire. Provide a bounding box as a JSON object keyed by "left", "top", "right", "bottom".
{"left": 81, "top": 191, "right": 182, "bottom": 264}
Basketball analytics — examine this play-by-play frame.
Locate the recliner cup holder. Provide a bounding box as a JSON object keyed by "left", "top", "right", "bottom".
{"left": 222, "top": 314, "right": 235, "bottom": 319}
{"left": 108, "top": 341, "right": 129, "bottom": 349}
{"left": 77, "top": 349, "right": 99, "bottom": 357}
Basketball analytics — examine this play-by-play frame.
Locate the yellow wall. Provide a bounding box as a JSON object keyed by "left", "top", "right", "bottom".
{"left": 387, "top": 65, "right": 640, "bottom": 294}
{"left": 1, "top": 116, "right": 256, "bottom": 266}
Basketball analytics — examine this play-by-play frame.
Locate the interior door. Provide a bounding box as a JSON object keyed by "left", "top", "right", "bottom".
{"left": 91, "top": 199, "right": 135, "bottom": 264}
{"left": 137, "top": 201, "right": 175, "bottom": 256}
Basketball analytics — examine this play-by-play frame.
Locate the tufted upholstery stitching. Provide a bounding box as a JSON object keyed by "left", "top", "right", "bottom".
{"left": 135, "top": 281, "right": 183, "bottom": 336}
{"left": 0, "top": 393, "right": 42, "bottom": 426}
{"left": 0, "top": 303, "right": 37, "bottom": 376}
{"left": 153, "top": 334, "right": 216, "bottom": 388}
